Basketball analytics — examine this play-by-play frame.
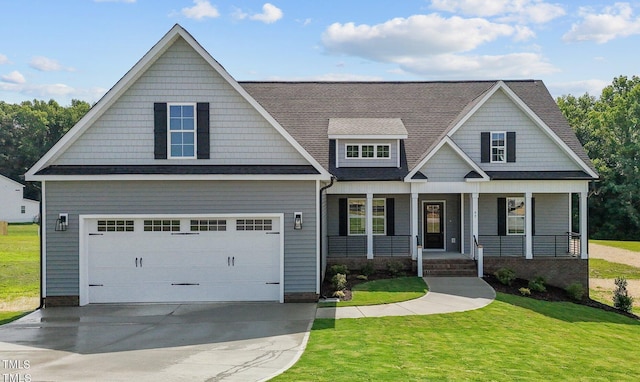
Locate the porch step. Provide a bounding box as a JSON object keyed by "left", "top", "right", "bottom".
{"left": 422, "top": 259, "right": 477, "bottom": 277}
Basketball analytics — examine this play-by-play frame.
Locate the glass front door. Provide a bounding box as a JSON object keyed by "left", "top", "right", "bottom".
{"left": 424, "top": 202, "right": 444, "bottom": 249}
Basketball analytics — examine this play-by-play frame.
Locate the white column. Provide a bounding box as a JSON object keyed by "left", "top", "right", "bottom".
{"left": 460, "top": 193, "right": 465, "bottom": 255}
{"left": 472, "top": 193, "right": 479, "bottom": 248}
{"left": 366, "top": 193, "right": 373, "bottom": 259}
{"left": 525, "top": 192, "right": 533, "bottom": 259}
{"left": 580, "top": 191, "right": 588, "bottom": 259}
{"left": 411, "top": 193, "right": 419, "bottom": 260}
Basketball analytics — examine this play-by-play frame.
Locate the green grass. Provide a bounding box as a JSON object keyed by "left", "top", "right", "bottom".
{"left": 0, "top": 224, "right": 40, "bottom": 310}
{"left": 319, "top": 277, "right": 427, "bottom": 307}
{"left": 0, "top": 311, "right": 31, "bottom": 325}
{"left": 590, "top": 258, "right": 640, "bottom": 279}
{"left": 592, "top": 240, "right": 640, "bottom": 252}
{"left": 275, "top": 293, "right": 640, "bottom": 381}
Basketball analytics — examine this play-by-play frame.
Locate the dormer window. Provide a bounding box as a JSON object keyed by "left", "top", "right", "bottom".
{"left": 344, "top": 144, "right": 390, "bottom": 159}
{"left": 346, "top": 145, "right": 359, "bottom": 158}
{"left": 377, "top": 145, "right": 390, "bottom": 158}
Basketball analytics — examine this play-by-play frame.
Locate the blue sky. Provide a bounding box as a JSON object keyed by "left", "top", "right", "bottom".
{"left": 1, "top": 0, "right": 639, "bottom": 105}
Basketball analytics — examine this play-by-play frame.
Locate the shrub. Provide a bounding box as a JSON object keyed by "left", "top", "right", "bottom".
{"left": 528, "top": 276, "right": 547, "bottom": 293}
{"left": 331, "top": 273, "right": 347, "bottom": 291}
{"left": 360, "top": 261, "right": 375, "bottom": 277}
{"left": 613, "top": 277, "right": 634, "bottom": 313}
{"left": 332, "top": 290, "right": 345, "bottom": 298}
{"left": 494, "top": 268, "right": 516, "bottom": 286}
{"left": 519, "top": 287, "right": 531, "bottom": 296}
{"left": 386, "top": 261, "right": 404, "bottom": 277}
{"left": 328, "top": 264, "right": 349, "bottom": 277}
{"left": 565, "top": 282, "right": 585, "bottom": 301}
{"left": 356, "top": 274, "right": 368, "bottom": 281}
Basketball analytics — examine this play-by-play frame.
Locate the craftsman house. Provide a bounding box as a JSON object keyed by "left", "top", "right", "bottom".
{"left": 26, "top": 25, "right": 597, "bottom": 306}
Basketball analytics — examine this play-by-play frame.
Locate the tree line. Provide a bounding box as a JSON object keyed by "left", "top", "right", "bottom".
{"left": 0, "top": 76, "right": 638, "bottom": 239}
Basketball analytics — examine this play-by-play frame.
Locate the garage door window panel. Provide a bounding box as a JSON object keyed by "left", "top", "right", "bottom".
{"left": 237, "top": 219, "right": 273, "bottom": 231}
{"left": 144, "top": 219, "right": 180, "bottom": 232}
{"left": 98, "top": 220, "right": 134, "bottom": 232}
{"left": 191, "top": 219, "right": 227, "bottom": 231}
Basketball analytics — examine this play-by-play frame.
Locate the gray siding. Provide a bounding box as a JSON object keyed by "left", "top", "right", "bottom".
{"left": 451, "top": 89, "right": 582, "bottom": 172}
{"left": 337, "top": 139, "right": 399, "bottom": 168}
{"left": 45, "top": 180, "right": 317, "bottom": 296}
{"left": 419, "top": 143, "right": 473, "bottom": 181}
{"left": 418, "top": 194, "right": 461, "bottom": 252}
{"left": 54, "top": 38, "right": 308, "bottom": 166}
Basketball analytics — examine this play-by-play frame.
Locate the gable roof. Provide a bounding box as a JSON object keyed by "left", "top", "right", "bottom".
{"left": 242, "top": 80, "right": 597, "bottom": 178}
{"left": 406, "top": 137, "right": 489, "bottom": 182}
{"left": 26, "top": 24, "right": 330, "bottom": 180}
{"left": 0, "top": 174, "right": 25, "bottom": 189}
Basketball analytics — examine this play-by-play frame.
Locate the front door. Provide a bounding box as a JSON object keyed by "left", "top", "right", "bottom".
{"left": 424, "top": 202, "right": 445, "bottom": 249}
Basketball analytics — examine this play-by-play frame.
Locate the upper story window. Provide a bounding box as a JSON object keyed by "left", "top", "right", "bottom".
{"left": 507, "top": 197, "right": 525, "bottom": 235}
{"left": 344, "top": 144, "right": 391, "bottom": 159}
{"left": 491, "top": 132, "right": 506, "bottom": 163}
{"left": 169, "top": 104, "right": 196, "bottom": 159}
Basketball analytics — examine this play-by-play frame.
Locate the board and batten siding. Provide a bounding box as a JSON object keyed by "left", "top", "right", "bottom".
{"left": 53, "top": 38, "right": 308, "bottom": 167}
{"left": 337, "top": 139, "right": 398, "bottom": 168}
{"left": 418, "top": 144, "right": 474, "bottom": 181}
{"left": 451, "top": 89, "right": 582, "bottom": 172}
{"left": 44, "top": 180, "right": 317, "bottom": 297}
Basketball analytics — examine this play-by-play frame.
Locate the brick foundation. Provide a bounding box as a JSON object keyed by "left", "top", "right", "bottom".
{"left": 43, "top": 296, "right": 80, "bottom": 307}
{"left": 284, "top": 292, "right": 319, "bottom": 303}
{"left": 326, "top": 256, "right": 415, "bottom": 274}
{"left": 484, "top": 257, "right": 588, "bottom": 291}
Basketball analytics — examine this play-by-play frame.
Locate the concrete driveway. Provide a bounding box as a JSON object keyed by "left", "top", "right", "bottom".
{"left": 0, "top": 302, "right": 316, "bottom": 382}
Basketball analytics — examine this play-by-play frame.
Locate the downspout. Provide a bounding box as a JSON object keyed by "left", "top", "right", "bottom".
{"left": 318, "top": 177, "right": 335, "bottom": 298}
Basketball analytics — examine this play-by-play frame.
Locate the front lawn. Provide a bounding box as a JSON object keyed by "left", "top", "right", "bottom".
{"left": 592, "top": 239, "right": 640, "bottom": 252}
{"left": 0, "top": 224, "right": 40, "bottom": 313}
{"left": 275, "top": 293, "right": 640, "bottom": 381}
{"left": 320, "top": 277, "right": 427, "bottom": 307}
{"left": 590, "top": 258, "right": 640, "bottom": 279}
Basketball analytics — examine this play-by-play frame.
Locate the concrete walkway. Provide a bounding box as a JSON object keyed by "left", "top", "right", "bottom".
{"left": 316, "top": 277, "right": 496, "bottom": 319}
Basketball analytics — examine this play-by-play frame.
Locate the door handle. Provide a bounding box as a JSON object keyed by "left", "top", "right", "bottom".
{"left": 140, "top": 257, "right": 143, "bottom": 267}
{"left": 232, "top": 256, "right": 235, "bottom": 266}
{"left": 228, "top": 256, "right": 230, "bottom": 266}
{"left": 135, "top": 257, "right": 138, "bottom": 267}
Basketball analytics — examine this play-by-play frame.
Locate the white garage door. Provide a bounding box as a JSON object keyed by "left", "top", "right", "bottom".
{"left": 86, "top": 215, "right": 282, "bottom": 303}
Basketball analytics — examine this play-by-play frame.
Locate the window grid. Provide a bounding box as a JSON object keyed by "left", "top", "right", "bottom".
{"left": 507, "top": 197, "right": 525, "bottom": 235}
{"left": 491, "top": 132, "right": 506, "bottom": 163}
{"left": 344, "top": 144, "right": 392, "bottom": 159}
{"left": 20, "top": 206, "right": 25, "bottom": 214}
{"left": 236, "top": 219, "right": 273, "bottom": 231}
{"left": 348, "top": 198, "right": 386, "bottom": 235}
{"left": 144, "top": 219, "right": 181, "bottom": 232}
{"left": 190, "top": 219, "right": 227, "bottom": 231}
{"left": 377, "top": 145, "right": 390, "bottom": 158}
{"left": 98, "top": 220, "right": 134, "bottom": 232}
{"left": 346, "top": 145, "right": 359, "bottom": 158}
{"left": 168, "top": 104, "right": 196, "bottom": 159}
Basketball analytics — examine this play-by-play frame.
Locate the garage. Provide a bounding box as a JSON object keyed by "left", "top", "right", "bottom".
{"left": 81, "top": 214, "right": 283, "bottom": 304}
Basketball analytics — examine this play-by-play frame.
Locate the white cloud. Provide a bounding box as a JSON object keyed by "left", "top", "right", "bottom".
{"left": 181, "top": 0, "right": 220, "bottom": 20}
{"left": 0, "top": 81, "right": 107, "bottom": 104}
{"left": 29, "top": 56, "right": 75, "bottom": 72}
{"left": 562, "top": 3, "right": 640, "bottom": 43}
{"left": 0, "top": 54, "right": 9, "bottom": 65}
{"left": 548, "top": 79, "right": 610, "bottom": 98}
{"left": 266, "top": 73, "right": 384, "bottom": 81}
{"left": 1, "top": 71, "right": 26, "bottom": 84}
{"left": 249, "top": 3, "right": 283, "bottom": 24}
{"left": 430, "top": 0, "right": 565, "bottom": 24}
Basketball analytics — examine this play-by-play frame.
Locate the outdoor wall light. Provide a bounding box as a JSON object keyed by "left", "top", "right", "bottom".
{"left": 293, "top": 212, "right": 302, "bottom": 230}
{"left": 55, "top": 213, "right": 68, "bottom": 232}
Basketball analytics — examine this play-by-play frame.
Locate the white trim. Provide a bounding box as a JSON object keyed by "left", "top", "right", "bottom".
{"left": 347, "top": 197, "right": 386, "bottom": 236}
{"left": 41, "top": 181, "right": 46, "bottom": 299}
{"left": 525, "top": 192, "right": 533, "bottom": 259}
{"left": 28, "top": 174, "right": 328, "bottom": 182}
{"left": 167, "top": 103, "right": 197, "bottom": 160}
{"left": 460, "top": 193, "right": 465, "bottom": 255}
{"left": 397, "top": 140, "right": 401, "bottom": 168}
{"left": 405, "top": 136, "right": 490, "bottom": 182}
{"left": 79, "top": 212, "right": 285, "bottom": 305}
{"left": 328, "top": 134, "right": 407, "bottom": 140}
{"left": 506, "top": 196, "right": 526, "bottom": 236}
{"left": 422, "top": 200, "right": 447, "bottom": 251}
{"left": 26, "top": 24, "right": 331, "bottom": 180}
{"left": 411, "top": 193, "right": 418, "bottom": 260}
{"left": 335, "top": 139, "right": 340, "bottom": 169}
{"left": 366, "top": 193, "right": 374, "bottom": 259}
{"left": 445, "top": 81, "right": 598, "bottom": 178}
{"left": 489, "top": 131, "right": 507, "bottom": 164}
{"left": 580, "top": 190, "right": 588, "bottom": 259}
{"left": 344, "top": 143, "right": 391, "bottom": 160}
{"left": 315, "top": 180, "right": 320, "bottom": 295}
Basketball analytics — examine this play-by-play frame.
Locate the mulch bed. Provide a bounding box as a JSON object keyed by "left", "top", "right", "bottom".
{"left": 320, "top": 271, "right": 402, "bottom": 301}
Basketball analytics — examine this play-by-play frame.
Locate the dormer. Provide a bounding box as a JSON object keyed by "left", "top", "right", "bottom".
{"left": 328, "top": 118, "right": 408, "bottom": 169}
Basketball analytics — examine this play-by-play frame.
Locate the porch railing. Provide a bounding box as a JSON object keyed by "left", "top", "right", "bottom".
{"left": 478, "top": 232, "right": 581, "bottom": 257}
{"left": 327, "top": 235, "right": 411, "bottom": 257}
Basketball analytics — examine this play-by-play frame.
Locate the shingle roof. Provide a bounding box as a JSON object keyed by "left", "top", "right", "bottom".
{"left": 240, "top": 80, "right": 596, "bottom": 175}
{"left": 327, "top": 118, "right": 408, "bottom": 138}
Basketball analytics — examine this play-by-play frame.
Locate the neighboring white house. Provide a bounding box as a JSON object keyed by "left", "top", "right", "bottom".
{"left": 0, "top": 174, "right": 39, "bottom": 223}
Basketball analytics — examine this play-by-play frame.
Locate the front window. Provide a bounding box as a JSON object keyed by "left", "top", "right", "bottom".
{"left": 361, "top": 145, "right": 374, "bottom": 158}
{"left": 372, "top": 199, "right": 386, "bottom": 235}
{"left": 169, "top": 104, "right": 196, "bottom": 158}
{"left": 348, "top": 198, "right": 386, "bottom": 235}
{"left": 507, "top": 197, "right": 525, "bottom": 235}
{"left": 346, "top": 145, "right": 359, "bottom": 158}
{"left": 491, "top": 132, "right": 506, "bottom": 163}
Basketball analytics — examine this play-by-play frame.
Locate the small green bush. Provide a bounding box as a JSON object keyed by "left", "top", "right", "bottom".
{"left": 494, "top": 268, "right": 516, "bottom": 286}
{"left": 331, "top": 273, "right": 347, "bottom": 291}
{"left": 519, "top": 287, "right": 531, "bottom": 296}
{"left": 356, "top": 274, "right": 368, "bottom": 281}
{"left": 613, "top": 277, "right": 634, "bottom": 313}
{"left": 528, "top": 276, "right": 547, "bottom": 293}
{"left": 386, "top": 261, "right": 404, "bottom": 277}
{"left": 328, "top": 264, "right": 349, "bottom": 277}
{"left": 565, "top": 282, "right": 585, "bottom": 301}
{"left": 332, "top": 290, "right": 345, "bottom": 298}
{"left": 360, "top": 261, "right": 375, "bottom": 277}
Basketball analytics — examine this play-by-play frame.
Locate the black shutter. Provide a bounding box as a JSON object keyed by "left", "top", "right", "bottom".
{"left": 531, "top": 197, "right": 535, "bottom": 236}
{"left": 154, "top": 103, "right": 167, "bottom": 159}
{"left": 481, "top": 132, "right": 490, "bottom": 163}
{"left": 386, "top": 198, "right": 395, "bottom": 236}
{"left": 338, "top": 198, "right": 347, "bottom": 236}
{"left": 497, "top": 197, "right": 506, "bottom": 236}
{"left": 507, "top": 131, "right": 516, "bottom": 163}
{"left": 196, "top": 103, "right": 210, "bottom": 159}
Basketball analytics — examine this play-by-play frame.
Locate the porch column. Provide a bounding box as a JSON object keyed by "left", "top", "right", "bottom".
{"left": 525, "top": 192, "right": 533, "bottom": 259}
{"left": 580, "top": 191, "right": 588, "bottom": 259}
{"left": 472, "top": 193, "right": 479, "bottom": 248}
{"left": 411, "top": 193, "right": 419, "bottom": 260}
{"left": 460, "top": 193, "right": 465, "bottom": 255}
{"left": 366, "top": 193, "right": 374, "bottom": 259}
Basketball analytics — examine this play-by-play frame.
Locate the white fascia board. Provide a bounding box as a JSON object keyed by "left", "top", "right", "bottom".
{"left": 328, "top": 134, "right": 408, "bottom": 140}
{"left": 404, "top": 137, "right": 489, "bottom": 182}
{"left": 0, "top": 174, "right": 25, "bottom": 188}
{"left": 26, "top": 174, "right": 329, "bottom": 182}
